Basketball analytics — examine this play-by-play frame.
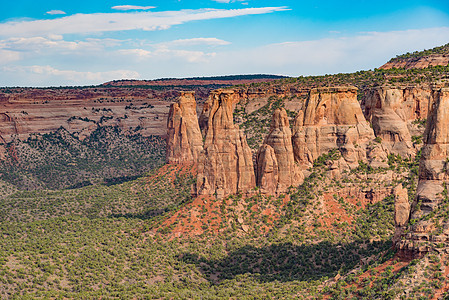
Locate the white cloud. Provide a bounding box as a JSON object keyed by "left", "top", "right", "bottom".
{"left": 0, "top": 50, "right": 21, "bottom": 64}
{"left": 0, "top": 7, "right": 289, "bottom": 37}
{"left": 46, "top": 10, "right": 66, "bottom": 15}
{"left": 111, "top": 5, "right": 155, "bottom": 11}
{"left": 159, "top": 37, "right": 231, "bottom": 47}
{"left": 118, "top": 47, "right": 215, "bottom": 63}
{"left": 3, "top": 65, "right": 139, "bottom": 85}
{"left": 1, "top": 26, "right": 448, "bottom": 86}
{"left": 0, "top": 36, "right": 122, "bottom": 55}
{"left": 204, "top": 27, "right": 449, "bottom": 76}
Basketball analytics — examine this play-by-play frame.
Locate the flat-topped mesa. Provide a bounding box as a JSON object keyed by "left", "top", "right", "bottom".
{"left": 256, "top": 108, "right": 303, "bottom": 194}
{"left": 363, "top": 86, "right": 434, "bottom": 157}
{"left": 166, "top": 91, "right": 203, "bottom": 164}
{"left": 292, "top": 87, "right": 376, "bottom": 170}
{"left": 196, "top": 89, "right": 256, "bottom": 198}
{"left": 396, "top": 88, "right": 449, "bottom": 256}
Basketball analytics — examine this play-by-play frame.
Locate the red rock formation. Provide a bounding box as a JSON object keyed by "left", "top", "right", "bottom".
{"left": 256, "top": 108, "right": 303, "bottom": 194}
{"left": 196, "top": 89, "right": 256, "bottom": 198}
{"left": 363, "top": 87, "right": 434, "bottom": 156}
{"left": 166, "top": 91, "right": 203, "bottom": 164}
{"left": 397, "top": 87, "right": 449, "bottom": 255}
{"left": 393, "top": 184, "right": 410, "bottom": 244}
{"left": 292, "top": 87, "right": 377, "bottom": 170}
{"left": 380, "top": 54, "right": 449, "bottom": 70}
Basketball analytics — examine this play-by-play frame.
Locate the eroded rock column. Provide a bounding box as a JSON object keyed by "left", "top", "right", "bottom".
{"left": 257, "top": 108, "right": 303, "bottom": 194}
{"left": 196, "top": 89, "right": 256, "bottom": 198}
{"left": 397, "top": 88, "right": 449, "bottom": 256}
{"left": 166, "top": 91, "right": 203, "bottom": 164}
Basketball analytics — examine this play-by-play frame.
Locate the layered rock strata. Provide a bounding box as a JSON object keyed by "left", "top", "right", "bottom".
{"left": 166, "top": 91, "right": 203, "bottom": 164}
{"left": 292, "top": 87, "right": 377, "bottom": 170}
{"left": 363, "top": 87, "right": 434, "bottom": 156}
{"left": 196, "top": 90, "right": 256, "bottom": 198}
{"left": 256, "top": 108, "right": 303, "bottom": 194}
{"left": 396, "top": 88, "right": 449, "bottom": 256}
{"left": 380, "top": 54, "right": 449, "bottom": 70}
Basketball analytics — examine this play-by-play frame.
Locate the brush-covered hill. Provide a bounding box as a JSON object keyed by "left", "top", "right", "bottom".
{"left": 380, "top": 43, "right": 449, "bottom": 69}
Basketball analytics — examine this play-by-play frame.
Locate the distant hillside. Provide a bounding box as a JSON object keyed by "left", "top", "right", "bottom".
{"left": 380, "top": 43, "right": 449, "bottom": 69}
{"left": 102, "top": 74, "right": 288, "bottom": 87}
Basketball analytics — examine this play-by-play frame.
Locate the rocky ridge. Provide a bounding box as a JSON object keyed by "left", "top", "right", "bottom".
{"left": 167, "top": 84, "right": 449, "bottom": 259}
{"left": 380, "top": 54, "right": 449, "bottom": 70}
{"left": 167, "top": 86, "right": 388, "bottom": 197}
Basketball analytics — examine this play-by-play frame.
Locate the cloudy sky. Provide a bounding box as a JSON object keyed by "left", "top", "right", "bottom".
{"left": 1, "top": 0, "right": 449, "bottom": 86}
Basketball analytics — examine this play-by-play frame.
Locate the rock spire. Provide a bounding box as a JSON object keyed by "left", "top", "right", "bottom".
{"left": 166, "top": 91, "right": 203, "bottom": 164}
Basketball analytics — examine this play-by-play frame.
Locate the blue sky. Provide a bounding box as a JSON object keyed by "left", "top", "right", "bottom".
{"left": 1, "top": 1, "right": 448, "bottom": 86}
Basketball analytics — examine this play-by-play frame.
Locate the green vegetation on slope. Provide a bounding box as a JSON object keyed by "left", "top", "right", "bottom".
{"left": 0, "top": 150, "right": 422, "bottom": 299}
{"left": 389, "top": 43, "right": 449, "bottom": 62}
{"left": 0, "top": 126, "right": 165, "bottom": 190}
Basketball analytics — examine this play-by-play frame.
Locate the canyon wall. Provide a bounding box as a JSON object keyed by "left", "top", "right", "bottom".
{"left": 292, "top": 87, "right": 378, "bottom": 170}
{"left": 363, "top": 86, "right": 434, "bottom": 156}
{"left": 0, "top": 88, "right": 173, "bottom": 143}
{"left": 396, "top": 87, "right": 449, "bottom": 256}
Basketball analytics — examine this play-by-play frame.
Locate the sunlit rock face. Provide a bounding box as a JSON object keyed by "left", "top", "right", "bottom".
{"left": 292, "top": 87, "right": 376, "bottom": 170}
{"left": 196, "top": 89, "right": 255, "bottom": 198}
{"left": 396, "top": 88, "right": 449, "bottom": 256}
{"left": 166, "top": 91, "right": 203, "bottom": 164}
{"left": 256, "top": 108, "right": 303, "bottom": 194}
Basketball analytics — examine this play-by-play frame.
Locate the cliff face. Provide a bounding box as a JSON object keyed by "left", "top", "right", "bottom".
{"left": 256, "top": 108, "right": 303, "bottom": 194}
{"left": 380, "top": 54, "right": 449, "bottom": 70}
{"left": 196, "top": 90, "right": 256, "bottom": 198}
{"left": 166, "top": 91, "right": 203, "bottom": 164}
{"left": 0, "top": 88, "right": 177, "bottom": 145}
{"left": 363, "top": 86, "right": 434, "bottom": 156}
{"left": 292, "top": 87, "right": 376, "bottom": 170}
{"left": 396, "top": 88, "right": 449, "bottom": 256}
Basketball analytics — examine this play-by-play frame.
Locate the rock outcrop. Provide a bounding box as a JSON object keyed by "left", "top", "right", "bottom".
{"left": 196, "top": 89, "right": 256, "bottom": 198}
{"left": 396, "top": 88, "right": 449, "bottom": 256}
{"left": 380, "top": 54, "right": 449, "bottom": 70}
{"left": 393, "top": 184, "right": 410, "bottom": 243}
{"left": 363, "top": 87, "right": 434, "bottom": 156}
{"left": 166, "top": 91, "right": 203, "bottom": 164}
{"left": 256, "top": 108, "right": 303, "bottom": 194}
{"left": 292, "top": 87, "right": 377, "bottom": 170}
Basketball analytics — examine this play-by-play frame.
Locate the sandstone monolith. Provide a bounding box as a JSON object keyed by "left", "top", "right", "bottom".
{"left": 166, "top": 91, "right": 203, "bottom": 164}
{"left": 196, "top": 89, "right": 255, "bottom": 198}
{"left": 257, "top": 108, "right": 303, "bottom": 194}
